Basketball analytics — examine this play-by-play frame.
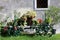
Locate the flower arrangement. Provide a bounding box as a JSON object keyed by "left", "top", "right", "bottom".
{"left": 0, "top": 9, "right": 56, "bottom": 36}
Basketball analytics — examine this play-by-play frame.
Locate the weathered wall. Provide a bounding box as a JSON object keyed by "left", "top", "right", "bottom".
{"left": 0, "top": 0, "right": 60, "bottom": 19}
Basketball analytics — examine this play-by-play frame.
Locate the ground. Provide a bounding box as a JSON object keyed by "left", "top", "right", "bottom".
{"left": 0, "top": 34, "right": 60, "bottom": 40}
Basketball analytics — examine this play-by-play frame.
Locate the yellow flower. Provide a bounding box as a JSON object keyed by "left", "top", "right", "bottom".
{"left": 26, "top": 10, "right": 37, "bottom": 17}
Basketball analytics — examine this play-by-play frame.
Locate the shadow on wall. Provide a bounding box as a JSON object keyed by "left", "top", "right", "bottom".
{"left": 53, "top": 23, "right": 60, "bottom": 34}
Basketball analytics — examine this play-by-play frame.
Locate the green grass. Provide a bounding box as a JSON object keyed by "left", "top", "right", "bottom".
{"left": 0, "top": 34, "right": 60, "bottom": 40}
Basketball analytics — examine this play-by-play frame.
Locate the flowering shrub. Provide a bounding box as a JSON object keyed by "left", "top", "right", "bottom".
{"left": 26, "top": 10, "right": 36, "bottom": 18}
{"left": 0, "top": 9, "right": 56, "bottom": 37}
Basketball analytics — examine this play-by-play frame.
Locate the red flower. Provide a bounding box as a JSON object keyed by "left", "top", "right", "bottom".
{"left": 3, "top": 27, "right": 8, "bottom": 31}
{"left": 37, "top": 19, "right": 43, "bottom": 24}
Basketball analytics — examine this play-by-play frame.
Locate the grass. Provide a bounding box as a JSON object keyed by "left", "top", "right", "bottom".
{"left": 0, "top": 34, "right": 60, "bottom": 40}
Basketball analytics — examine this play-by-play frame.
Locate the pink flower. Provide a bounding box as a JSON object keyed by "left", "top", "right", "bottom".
{"left": 14, "top": 27, "right": 17, "bottom": 30}
{"left": 3, "top": 27, "right": 8, "bottom": 31}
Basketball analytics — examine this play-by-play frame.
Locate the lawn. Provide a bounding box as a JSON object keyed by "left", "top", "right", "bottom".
{"left": 0, "top": 34, "right": 60, "bottom": 40}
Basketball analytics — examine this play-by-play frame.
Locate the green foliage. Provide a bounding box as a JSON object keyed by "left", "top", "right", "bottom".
{"left": 45, "top": 17, "right": 52, "bottom": 24}
{"left": 45, "top": 6, "right": 60, "bottom": 24}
